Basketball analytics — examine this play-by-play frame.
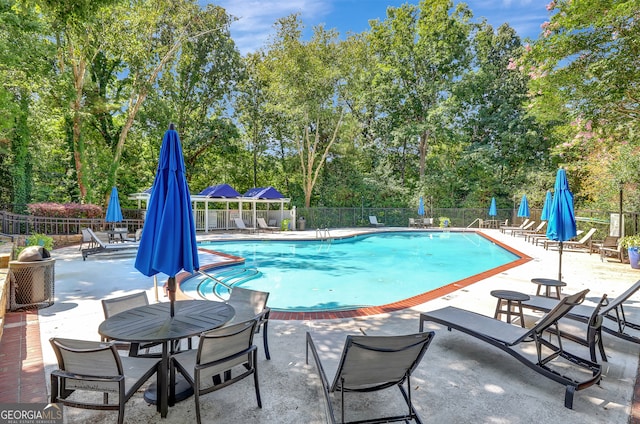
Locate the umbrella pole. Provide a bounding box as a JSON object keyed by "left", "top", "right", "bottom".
{"left": 154, "top": 276, "right": 159, "bottom": 303}
{"left": 167, "top": 276, "right": 176, "bottom": 317}
{"left": 558, "top": 242, "right": 563, "bottom": 281}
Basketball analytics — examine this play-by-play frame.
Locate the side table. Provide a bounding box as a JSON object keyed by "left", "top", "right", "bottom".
{"left": 531, "top": 278, "right": 566, "bottom": 299}
{"left": 490, "top": 290, "right": 530, "bottom": 327}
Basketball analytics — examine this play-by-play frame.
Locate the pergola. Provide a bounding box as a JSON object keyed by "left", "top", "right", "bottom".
{"left": 129, "top": 184, "right": 292, "bottom": 232}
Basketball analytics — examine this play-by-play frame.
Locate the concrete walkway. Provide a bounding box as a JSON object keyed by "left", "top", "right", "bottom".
{"left": 18, "top": 228, "right": 640, "bottom": 422}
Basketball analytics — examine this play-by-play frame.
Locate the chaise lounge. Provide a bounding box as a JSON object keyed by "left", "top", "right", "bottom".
{"left": 419, "top": 289, "right": 601, "bottom": 409}
{"left": 521, "top": 279, "right": 640, "bottom": 359}
{"left": 81, "top": 228, "right": 139, "bottom": 260}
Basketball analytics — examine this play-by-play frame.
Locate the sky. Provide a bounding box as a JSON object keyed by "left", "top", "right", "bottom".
{"left": 212, "top": 0, "right": 551, "bottom": 55}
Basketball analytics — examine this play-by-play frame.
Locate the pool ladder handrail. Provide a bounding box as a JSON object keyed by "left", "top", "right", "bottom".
{"left": 197, "top": 268, "right": 262, "bottom": 301}
{"left": 315, "top": 227, "right": 332, "bottom": 242}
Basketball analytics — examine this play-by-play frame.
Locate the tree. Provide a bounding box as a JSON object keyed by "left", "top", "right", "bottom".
{"left": 262, "top": 15, "right": 347, "bottom": 207}
{"left": 523, "top": 0, "right": 640, "bottom": 208}
{"left": 367, "top": 0, "right": 472, "bottom": 186}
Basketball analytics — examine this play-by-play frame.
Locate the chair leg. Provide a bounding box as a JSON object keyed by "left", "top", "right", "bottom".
{"left": 253, "top": 352, "right": 262, "bottom": 408}
{"left": 262, "top": 322, "right": 271, "bottom": 360}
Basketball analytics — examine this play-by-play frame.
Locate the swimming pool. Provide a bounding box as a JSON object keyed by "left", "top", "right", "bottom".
{"left": 181, "top": 231, "right": 523, "bottom": 313}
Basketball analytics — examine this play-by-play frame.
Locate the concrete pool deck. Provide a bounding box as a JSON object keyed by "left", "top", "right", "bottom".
{"left": 3, "top": 227, "right": 640, "bottom": 423}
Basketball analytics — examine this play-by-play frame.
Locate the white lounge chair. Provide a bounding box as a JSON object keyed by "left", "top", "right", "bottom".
{"left": 369, "top": 215, "right": 384, "bottom": 227}
{"left": 234, "top": 217, "right": 256, "bottom": 233}
{"left": 257, "top": 217, "right": 279, "bottom": 232}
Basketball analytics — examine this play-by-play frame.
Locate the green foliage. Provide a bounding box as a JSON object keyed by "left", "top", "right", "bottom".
{"left": 620, "top": 235, "right": 640, "bottom": 249}
{"left": 438, "top": 217, "right": 451, "bottom": 228}
{"left": 25, "top": 233, "right": 54, "bottom": 250}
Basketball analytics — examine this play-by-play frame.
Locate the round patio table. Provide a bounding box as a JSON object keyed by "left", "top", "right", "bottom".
{"left": 531, "top": 278, "right": 567, "bottom": 299}
{"left": 98, "top": 300, "right": 235, "bottom": 418}
{"left": 490, "top": 290, "right": 530, "bottom": 327}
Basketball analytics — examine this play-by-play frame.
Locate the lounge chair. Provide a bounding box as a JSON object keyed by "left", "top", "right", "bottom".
{"left": 78, "top": 228, "right": 92, "bottom": 251}
{"left": 512, "top": 221, "right": 546, "bottom": 238}
{"left": 305, "top": 330, "right": 435, "bottom": 424}
{"left": 597, "top": 236, "right": 624, "bottom": 262}
{"left": 544, "top": 227, "right": 597, "bottom": 251}
{"left": 409, "top": 218, "right": 417, "bottom": 227}
{"left": 423, "top": 218, "right": 433, "bottom": 227}
{"left": 170, "top": 320, "right": 261, "bottom": 424}
{"left": 257, "top": 217, "right": 279, "bottom": 232}
{"left": 369, "top": 215, "right": 384, "bottom": 227}
{"left": 419, "top": 289, "right": 601, "bottom": 409}
{"left": 503, "top": 220, "right": 535, "bottom": 236}
{"left": 499, "top": 218, "right": 529, "bottom": 234}
{"left": 81, "top": 228, "right": 139, "bottom": 260}
{"left": 234, "top": 217, "right": 256, "bottom": 233}
{"left": 49, "top": 337, "right": 160, "bottom": 424}
{"left": 522, "top": 279, "right": 640, "bottom": 355}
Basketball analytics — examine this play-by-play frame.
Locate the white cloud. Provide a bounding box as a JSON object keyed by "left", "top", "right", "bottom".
{"left": 216, "top": 0, "right": 332, "bottom": 54}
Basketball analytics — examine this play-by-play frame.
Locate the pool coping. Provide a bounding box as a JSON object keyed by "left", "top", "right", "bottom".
{"left": 176, "top": 230, "right": 533, "bottom": 320}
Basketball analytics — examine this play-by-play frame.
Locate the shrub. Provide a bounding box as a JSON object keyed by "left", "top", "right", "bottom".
{"left": 27, "top": 202, "right": 103, "bottom": 218}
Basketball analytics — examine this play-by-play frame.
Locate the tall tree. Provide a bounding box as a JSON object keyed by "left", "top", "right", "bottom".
{"left": 367, "top": 0, "right": 472, "bottom": 185}
{"left": 262, "top": 15, "right": 347, "bottom": 207}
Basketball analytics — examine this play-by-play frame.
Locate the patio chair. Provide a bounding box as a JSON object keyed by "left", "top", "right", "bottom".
{"left": 597, "top": 236, "right": 624, "bottom": 262}
{"left": 170, "top": 320, "right": 261, "bottom": 424}
{"left": 227, "top": 286, "right": 271, "bottom": 360}
{"left": 101, "top": 291, "right": 169, "bottom": 356}
{"left": 499, "top": 218, "right": 529, "bottom": 234}
{"left": 423, "top": 217, "right": 433, "bottom": 227}
{"left": 503, "top": 220, "right": 536, "bottom": 236}
{"left": 369, "top": 215, "right": 384, "bottom": 227}
{"left": 81, "top": 228, "right": 139, "bottom": 260}
{"left": 305, "top": 331, "right": 435, "bottom": 424}
{"left": 512, "top": 221, "right": 546, "bottom": 238}
{"left": 78, "top": 228, "right": 93, "bottom": 251}
{"left": 233, "top": 217, "right": 256, "bottom": 233}
{"left": 419, "top": 289, "right": 601, "bottom": 409}
{"left": 49, "top": 337, "right": 160, "bottom": 424}
{"left": 257, "top": 217, "right": 279, "bottom": 232}
{"left": 544, "top": 227, "right": 597, "bottom": 251}
{"left": 123, "top": 228, "right": 143, "bottom": 243}
{"left": 522, "top": 279, "right": 640, "bottom": 350}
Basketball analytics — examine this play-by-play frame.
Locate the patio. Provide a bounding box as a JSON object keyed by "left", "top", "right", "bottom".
{"left": 2, "top": 227, "right": 640, "bottom": 423}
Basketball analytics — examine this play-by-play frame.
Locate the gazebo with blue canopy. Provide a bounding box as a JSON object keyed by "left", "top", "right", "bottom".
{"left": 241, "top": 186, "right": 290, "bottom": 229}
{"left": 191, "top": 184, "right": 242, "bottom": 231}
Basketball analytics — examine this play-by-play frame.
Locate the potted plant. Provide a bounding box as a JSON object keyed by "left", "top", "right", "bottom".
{"left": 620, "top": 235, "right": 640, "bottom": 269}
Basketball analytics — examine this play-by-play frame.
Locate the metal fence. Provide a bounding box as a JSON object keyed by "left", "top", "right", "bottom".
{"left": 1, "top": 207, "right": 638, "bottom": 238}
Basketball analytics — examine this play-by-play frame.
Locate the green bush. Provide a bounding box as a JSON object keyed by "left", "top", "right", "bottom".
{"left": 439, "top": 217, "right": 451, "bottom": 228}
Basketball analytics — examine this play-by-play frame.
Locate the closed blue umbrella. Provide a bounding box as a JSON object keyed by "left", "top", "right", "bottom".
{"left": 540, "top": 190, "right": 552, "bottom": 221}
{"left": 135, "top": 124, "right": 199, "bottom": 317}
{"left": 545, "top": 168, "right": 577, "bottom": 281}
{"left": 418, "top": 197, "right": 425, "bottom": 216}
{"left": 517, "top": 194, "right": 530, "bottom": 219}
{"left": 105, "top": 186, "right": 123, "bottom": 224}
{"left": 489, "top": 197, "right": 497, "bottom": 217}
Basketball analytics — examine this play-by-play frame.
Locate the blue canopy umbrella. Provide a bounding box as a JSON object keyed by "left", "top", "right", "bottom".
{"left": 545, "top": 169, "right": 577, "bottom": 281}
{"left": 418, "top": 197, "right": 425, "bottom": 216}
{"left": 135, "top": 124, "right": 199, "bottom": 317}
{"left": 488, "top": 197, "right": 497, "bottom": 217}
{"left": 540, "top": 190, "right": 552, "bottom": 221}
{"left": 105, "top": 186, "right": 123, "bottom": 224}
{"left": 517, "top": 194, "right": 530, "bottom": 219}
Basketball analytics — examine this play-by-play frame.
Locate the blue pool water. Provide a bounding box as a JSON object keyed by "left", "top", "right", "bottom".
{"left": 183, "top": 232, "right": 520, "bottom": 312}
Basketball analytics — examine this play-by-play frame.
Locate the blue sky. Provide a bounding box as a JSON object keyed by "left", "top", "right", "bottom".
{"left": 212, "top": 0, "right": 550, "bottom": 55}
